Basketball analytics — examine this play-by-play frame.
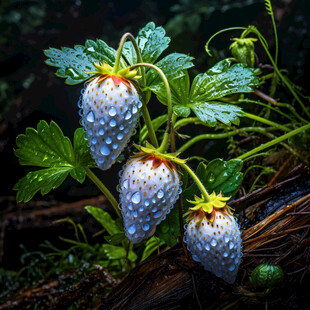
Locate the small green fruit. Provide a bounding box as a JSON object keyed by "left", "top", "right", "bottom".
{"left": 230, "top": 38, "right": 257, "bottom": 68}
{"left": 249, "top": 263, "right": 284, "bottom": 290}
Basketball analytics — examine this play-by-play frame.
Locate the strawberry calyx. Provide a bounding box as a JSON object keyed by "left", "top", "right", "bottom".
{"left": 85, "top": 62, "right": 142, "bottom": 89}
{"left": 185, "top": 192, "right": 232, "bottom": 225}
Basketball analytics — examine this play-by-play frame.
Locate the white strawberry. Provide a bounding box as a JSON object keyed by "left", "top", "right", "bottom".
{"left": 119, "top": 154, "right": 181, "bottom": 244}
{"left": 184, "top": 194, "right": 242, "bottom": 284}
{"left": 80, "top": 64, "right": 142, "bottom": 171}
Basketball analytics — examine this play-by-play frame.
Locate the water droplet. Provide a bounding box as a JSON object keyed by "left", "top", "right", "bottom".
{"left": 128, "top": 203, "right": 133, "bottom": 211}
{"left": 100, "top": 145, "right": 110, "bottom": 156}
{"left": 223, "top": 251, "right": 228, "bottom": 257}
{"left": 124, "top": 128, "right": 129, "bottom": 134}
{"left": 120, "top": 125, "right": 124, "bottom": 131}
{"left": 109, "top": 107, "right": 117, "bottom": 116}
{"left": 144, "top": 200, "right": 150, "bottom": 206}
{"left": 117, "top": 133, "right": 123, "bottom": 140}
{"left": 126, "top": 192, "right": 131, "bottom": 200}
{"left": 139, "top": 206, "right": 144, "bottom": 212}
{"left": 91, "top": 137, "right": 97, "bottom": 144}
{"left": 157, "top": 190, "right": 164, "bottom": 199}
{"left": 230, "top": 252, "right": 235, "bottom": 259}
{"left": 112, "top": 143, "right": 118, "bottom": 150}
{"left": 86, "top": 111, "right": 95, "bottom": 122}
{"left": 111, "top": 154, "right": 116, "bottom": 160}
{"left": 143, "top": 223, "right": 150, "bottom": 231}
{"left": 224, "top": 236, "right": 230, "bottom": 243}
{"left": 99, "top": 117, "right": 105, "bottom": 125}
{"left": 132, "top": 105, "right": 138, "bottom": 114}
{"left": 154, "top": 211, "right": 162, "bottom": 218}
{"left": 228, "top": 264, "right": 236, "bottom": 271}
{"left": 109, "top": 119, "right": 117, "bottom": 127}
{"left": 131, "top": 191, "right": 141, "bottom": 204}
{"left": 125, "top": 111, "right": 132, "bottom": 120}
{"left": 229, "top": 241, "right": 234, "bottom": 250}
{"left": 106, "top": 137, "right": 112, "bottom": 144}
{"left": 133, "top": 210, "right": 138, "bottom": 218}
{"left": 204, "top": 243, "right": 211, "bottom": 251}
{"left": 98, "top": 157, "right": 104, "bottom": 164}
{"left": 87, "top": 129, "right": 93, "bottom": 136}
{"left": 145, "top": 215, "right": 151, "bottom": 221}
{"left": 99, "top": 128, "right": 105, "bottom": 135}
{"left": 196, "top": 242, "right": 202, "bottom": 251}
{"left": 211, "top": 238, "right": 217, "bottom": 247}
{"left": 126, "top": 210, "right": 130, "bottom": 217}
{"left": 123, "top": 179, "right": 129, "bottom": 189}
{"left": 128, "top": 224, "right": 136, "bottom": 235}
{"left": 152, "top": 198, "right": 156, "bottom": 204}
{"left": 152, "top": 207, "right": 157, "bottom": 213}
{"left": 138, "top": 101, "right": 142, "bottom": 108}
{"left": 208, "top": 172, "right": 215, "bottom": 183}
{"left": 90, "top": 145, "right": 95, "bottom": 152}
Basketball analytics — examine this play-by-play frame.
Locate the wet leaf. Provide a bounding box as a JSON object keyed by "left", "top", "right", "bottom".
{"left": 183, "top": 159, "right": 243, "bottom": 211}
{"left": 141, "top": 236, "right": 164, "bottom": 262}
{"left": 190, "top": 59, "right": 260, "bottom": 102}
{"left": 14, "top": 121, "right": 94, "bottom": 202}
{"left": 101, "top": 244, "right": 137, "bottom": 262}
{"left": 104, "top": 233, "right": 126, "bottom": 245}
{"left": 155, "top": 205, "right": 180, "bottom": 247}
{"left": 191, "top": 102, "right": 244, "bottom": 126}
{"left": 123, "top": 22, "right": 170, "bottom": 65}
{"left": 146, "top": 53, "right": 194, "bottom": 92}
{"left": 85, "top": 206, "right": 123, "bottom": 236}
{"left": 44, "top": 40, "right": 126, "bottom": 85}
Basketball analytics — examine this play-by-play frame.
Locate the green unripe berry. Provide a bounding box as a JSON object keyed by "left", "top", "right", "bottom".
{"left": 230, "top": 38, "right": 257, "bottom": 68}
{"left": 249, "top": 263, "right": 284, "bottom": 290}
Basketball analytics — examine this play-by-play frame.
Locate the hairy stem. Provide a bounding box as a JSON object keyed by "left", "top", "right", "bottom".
{"left": 85, "top": 168, "right": 121, "bottom": 218}
{"left": 237, "top": 123, "right": 310, "bottom": 160}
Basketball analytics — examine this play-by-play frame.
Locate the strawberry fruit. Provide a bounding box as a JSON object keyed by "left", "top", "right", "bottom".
{"left": 119, "top": 154, "right": 181, "bottom": 244}
{"left": 184, "top": 204, "right": 242, "bottom": 284}
{"left": 80, "top": 73, "right": 142, "bottom": 171}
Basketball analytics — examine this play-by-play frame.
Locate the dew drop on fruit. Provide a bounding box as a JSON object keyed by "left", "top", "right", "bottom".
{"left": 99, "top": 128, "right": 105, "bottom": 136}
{"left": 109, "top": 119, "right": 117, "bottom": 127}
{"left": 90, "top": 145, "right": 95, "bottom": 152}
{"left": 109, "top": 107, "right": 117, "bottom": 116}
{"left": 224, "top": 236, "right": 230, "bottom": 243}
{"left": 117, "top": 133, "right": 123, "bottom": 140}
{"left": 138, "top": 206, "right": 144, "bottom": 212}
{"left": 152, "top": 207, "right": 157, "bottom": 213}
{"left": 106, "top": 137, "right": 112, "bottom": 144}
{"left": 91, "top": 137, "right": 97, "bottom": 144}
{"left": 132, "top": 105, "right": 138, "bottom": 114}
{"left": 223, "top": 251, "right": 228, "bottom": 257}
{"left": 128, "top": 224, "right": 136, "bottom": 235}
{"left": 87, "top": 129, "right": 93, "bottom": 136}
{"left": 196, "top": 242, "right": 202, "bottom": 251}
{"left": 229, "top": 241, "right": 234, "bottom": 250}
{"left": 205, "top": 243, "right": 211, "bottom": 251}
{"left": 228, "top": 264, "right": 236, "bottom": 271}
{"left": 211, "top": 238, "right": 217, "bottom": 247}
{"left": 98, "top": 157, "right": 104, "bottom": 164}
{"left": 142, "top": 223, "right": 150, "bottom": 231}
{"left": 112, "top": 143, "right": 118, "bottom": 150}
{"left": 138, "top": 101, "right": 142, "bottom": 108}
{"left": 86, "top": 111, "right": 95, "bottom": 122}
{"left": 119, "top": 124, "right": 124, "bottom": 131}
{"left": 125, "top": 111, "right": 132, "bottom": 120}
{"left": 123, "top": 179, "right": 129, "bottom": 189}
{"left": 133, "top": 210, "right": 138, "bottom": 218}
{"left": 145, "top": 215, "right": 151, "bottom": 221}
{"left": 99, "top": 117, "right": 105, "bottom": 125}
{"left": 154, "top": 211, "right": 162, "bottom": 218}
{"left": 144, "top": 200, "right": 150, "bottom": 206}
{"left": 157, "top": 190, "right": 164, "bottom": 199}
{"left": 100, "top": 145, "right": 110, "bottom": 156}
{"left": 128, "top": 203, "right": 133, "bottom": 210}
{"left": 131, "top": 191, "right": 141, "bottom": 204}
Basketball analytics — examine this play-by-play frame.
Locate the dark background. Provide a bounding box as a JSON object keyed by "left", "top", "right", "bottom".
{"left": 0, "top": 0, "right": 309, "bottom": 268}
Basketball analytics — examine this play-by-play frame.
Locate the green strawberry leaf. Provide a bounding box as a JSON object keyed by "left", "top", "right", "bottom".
{"left": 146, "top": 53, "right": 194, "bottom": 92}
{"left": 191, "top": 102, "right": 244, "bottom": 126}
{"left": 14, "top": 121, "right": 95, "bottom": 202}
{"left": 141, "top": 236, "right": 165, "bottom": 262}
{"left": 44, "top": 39, "right": 127, "bottom": 85}
{"left": 190, "top": 59, "right": 260, "bottom": 102}
{"left": 155, "top": 205, "right": 180, "bottom": 247}
{"left": 104, "top": 233, "right": 126, "bottom": 245}
{"left": 183, "top": 159, "right": 243, "bottom": 212}
{"left": 85, "top": 206, "right": 123, "bottom": 235}
{"left": 123, "top": 22, "right": 170, "bottom": 65}
{"left": 101, "top": 244, "right": 137, "bottom": 262}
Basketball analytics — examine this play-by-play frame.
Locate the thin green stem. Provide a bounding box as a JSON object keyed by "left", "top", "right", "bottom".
{"left": 180, "top": 163, "right": 211, "bottom": 202}
{"left": 277, "top": 102, "right": 309, "bottom": 124}
{"left": 112, "top": 33, "right": 158, "bottom": 147}
{"left": 244, "top": 112, "right": 290, "bottom": 132}
{"left": 177, "top": 127, "right": 277, "bottom": 153}
{"left": 237, "top": 123, "right": 310, "bottom": 160}
{"left": 130, "top": 63, "right": 172, "bottom": 153}
{"left": 85, "top": 168, "right": 121, "bottom": 218}
{"left": 174, "top": 117, "right": 206, "bottom": 130}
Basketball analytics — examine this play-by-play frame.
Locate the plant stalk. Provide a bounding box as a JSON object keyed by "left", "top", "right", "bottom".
{"left": 85, "top": 168, "right": 121, "bottom": 218}
{"left": 244, "top": 113, "right": 290, "bottom": 132}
